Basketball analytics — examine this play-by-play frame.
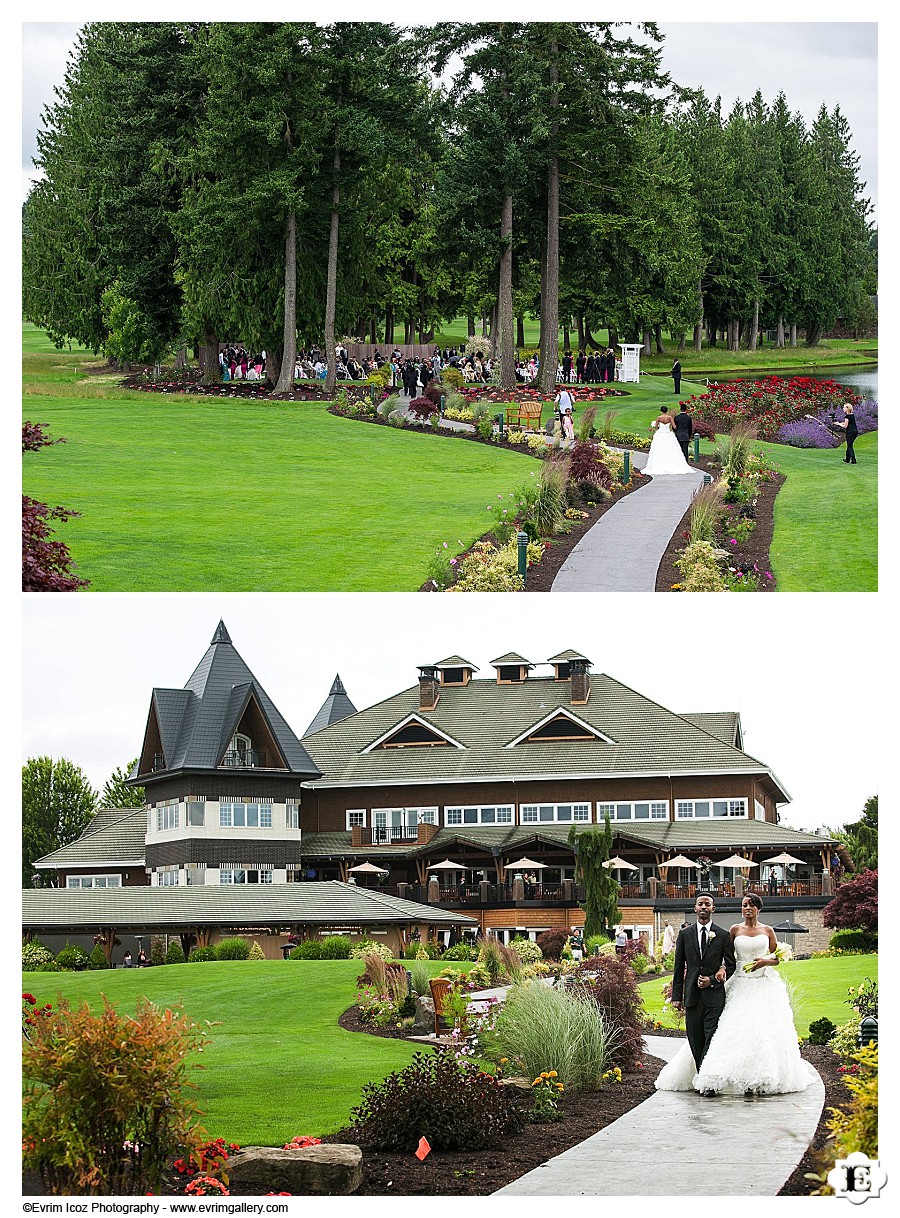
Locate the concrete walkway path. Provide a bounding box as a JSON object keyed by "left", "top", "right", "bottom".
{"left": 552, "top": 453, "right": 705, "bottom": 592}
{"left": 494, "top": 1034, "right": 825, "bottom": 1196}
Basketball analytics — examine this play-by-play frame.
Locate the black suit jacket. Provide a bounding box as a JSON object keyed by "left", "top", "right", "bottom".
{"left": 671, "top": 922, "right": 735, "bottom": 1008}
{"left": 674, "top": 411, "right": 693, "bottom": 440}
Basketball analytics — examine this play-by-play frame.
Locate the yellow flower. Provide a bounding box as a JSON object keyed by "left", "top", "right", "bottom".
{"left": 500, "top": 1058, "right": 508, "bottom": 1064}
{"left": 548, "top": 1070, "right": 558, "bottom": 1078}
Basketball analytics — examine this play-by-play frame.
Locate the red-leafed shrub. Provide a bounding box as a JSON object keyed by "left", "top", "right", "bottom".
{"left": 22, "top": 422, "right": 88, "bottom": 591}
{"left": 535, "top": 928, "right": 570, "bottom": 961}
{"left": 824, "top": 869, "right": 878, "bottom": 938}
{"left": 568, "top": 954, "right": 646, "bottom": 1068}
{"left": 408, "top": 395, "right": 438, "bottom": 421}
{"left": 567, "top": 441, "right": 614, "bottom": 489}
{"left": 422, "top": 381, "right": 446, "bottom": 406}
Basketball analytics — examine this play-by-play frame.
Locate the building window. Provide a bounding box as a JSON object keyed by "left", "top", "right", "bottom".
{"left": 754, "top": 799, "right": 766, "bottom": 821}
{"left": 156, "top": 802, "right": 179, "bottom": 831}
{"left": 440, "top": 667, "right": 465, "bottom": 685}
{"left": 219, "top": 800, "right": 273, "bottom": 828}
{"left": 187, "top": 800, "right": 205, "bottom": 826}
{"left": 445, "top": 805, "right": 514, "bottom": 826}
{"left": 346, "top": 809, "right": 366, "bottom": 829}
{"left": 520, "top": 803, "right": 591, "bottom": 824}
{"left": 675, "top": 799, "right": 747, "bottom": 819}
{"left": 598, "top": 801, "right": 668, "bottom": 822}
{"left": 286, "top": 801, "right": 300, "bottom": 829}
{"left": 372, "top": 808, "right": 437, "bottom": 841}
{"left": 219, "top": 868, "right": 273, "bottom": 884}
{"left": 66, "top": 874, "right": 122, "bottom": 889}
{"left": 157, "top": 868, "right": 179, "bottom": 886}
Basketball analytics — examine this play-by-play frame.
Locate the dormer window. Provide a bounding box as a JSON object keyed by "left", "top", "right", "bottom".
{"left": 223, "top": 732, "right": 260, "bottom": 767}
{"left": 491, "top": 653, "right": 533, "bottom": 684}
{"left": 498, "top": 665, "right": 524, "bottom": 682}
{"left": 382, "top": 721, "right": 450, "bottom": 748}
{"left": 441, "top": 668, "right": 465, "bottom": 685}
{"left": 554, "top": 663, "right": 571, "bottom": 681}
{"left": 506, "top": 707, "right": 615, "bottom": 748}
{"left": 433, "top": 656, "right": 478, "bottom": 686}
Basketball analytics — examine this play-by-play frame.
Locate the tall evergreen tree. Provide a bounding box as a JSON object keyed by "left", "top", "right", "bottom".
{"left": 569, "top": 817, "right": 619, "bottom": 939}
{"left": 99, "top": 760, "right": 145, "bottom": 810}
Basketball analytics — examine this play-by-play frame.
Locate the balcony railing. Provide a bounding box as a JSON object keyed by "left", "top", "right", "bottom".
{"left": 366, "top": 825, "right": 423, "bottom": 845}
{"left": 220, "top": 748, "right": 267, "bottom": 768}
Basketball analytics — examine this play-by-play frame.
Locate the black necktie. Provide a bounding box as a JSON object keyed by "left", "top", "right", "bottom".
{"left": 700, "top": 926, "right": 708, "bottom": 956}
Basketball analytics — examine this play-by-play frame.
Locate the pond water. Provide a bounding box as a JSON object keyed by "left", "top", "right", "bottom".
{"left": 711, "top": 365, "right": 878, "bottom": 401}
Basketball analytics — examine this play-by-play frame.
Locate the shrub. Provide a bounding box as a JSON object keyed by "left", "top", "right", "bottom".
{"left": 689, "top": 483, "right": 723, "bottom": 544}
{"left": 829, "top": 928, "right": 877, "bottom": 954}
{"left": 55, "top": 943, "right": 90, "bottom": 972}
{"left": 578, "top": 406, "right": 598, "bottom": 441}
{"left": 440, "top": 366, "right": 464, "bottom": 390}
{"left": 477, "top": 935, "right": 507, "bottom": 984}
{"left": 165, "top": 940, "right": 185, "bottom": 965}
{"left": 248, "top": 941, "right": 266, "bottom": 961}
{"left": 569, "top": 953, "right": 646, "bottom": 1068}
{"left": 809, "top": 1044, "right": 877, "bottom": 1194}
{"left": 86, "top": 944, "right": 109, "bottom": 971}
{"left": 716, "top": 421, "right": 758, "bottom": 477}
{"left": 484, "top": 980, "right": 617, "bottom": 1091}
{"left": 408, "top": 961, "right": 433, "bottom": 996}
{"left": 377, "top": 392, "right": 401, "bottom": 418}
{"left": 22, "top": 424, "right": 89, "bottom": 591}
{"left": 151, "top": 938, "right": 166, "bottom": 966}
{"left": 422, "top": 381, "right": 445, "bottom": 406}
{"left": 847, "top": 978, "right": 877, "bottom": 1019}
{"left": 22, "top": 997, "right": 212, "bottom": 1196}
{"left": 290, "top": 940, "right": 323, "bottom": 959}
{"left": 675, "top": 540, "right": 726, "bottom": 592}
{"left": 215, "top": 937, "right": 250, "bottom": 961}
{"left": 509, "top": 938, "right": 543, "bottom": 965}
{"left": 536, "top": 928, "right": 570, "bottom": 961}
{"left": 522, "top": 458, "right": 569, "bottom": 537}
{"left": 585, "top": 934, "right": 611, "bottom": 956}
{"left": 442, "top": 942, "right": 477, "bottom": 961}
{"left": 22, "top": 941, "right": 54, "bottom": 971}
{"left": 319, "top": 935, "right": 352, "bottom": 959}
{"left": 824, "top": 870, "right": 878, "bottom": 937}
{"left": 567, "top": 441, "right": 614, "bottom": 491}
{"left": 188, "top": 947, "right": 218, "bottom": 963}
{"left": 408, "top": 395, "right": 438, "bottom": 422}
{"left": 350, "top": 1049, "right": 524, "bottom": 1152}
{"left": 829, "top": 1014, "right": 863, "bottom": 1060}
{"left": 807, "top": 1017, "right": 837, "bottom": 1045}
{"left": 350, "top": 939, "right": 395, "bottom": 962}
{"left": 443, "top": 540, "right": 524, "bottom": 592}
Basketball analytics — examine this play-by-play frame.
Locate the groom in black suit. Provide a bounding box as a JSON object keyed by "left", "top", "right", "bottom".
{"left": 671, "top": 894, "right": 736, "bottom": 1087}
{"left": 674, "top": 404, "right": 693, "bottom": 461}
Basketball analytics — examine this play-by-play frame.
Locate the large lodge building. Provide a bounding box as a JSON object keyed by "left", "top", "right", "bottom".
{"left": 26, "top": 622, "right": 840, "bottom": 958}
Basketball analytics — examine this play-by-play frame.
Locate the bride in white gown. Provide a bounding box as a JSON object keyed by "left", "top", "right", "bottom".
{"left": 643, "top": 407, "right": 692, "bottom": 475}
{"left": 656, "top": 894, "right": 818, "bottom": 1096}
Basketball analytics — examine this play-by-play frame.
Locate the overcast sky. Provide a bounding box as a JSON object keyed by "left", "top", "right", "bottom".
{"left": 21, "top": 16, "right": 878, "bottom": 221}
{"left": 22, "top": 593, "right": 879, "bottom": 835}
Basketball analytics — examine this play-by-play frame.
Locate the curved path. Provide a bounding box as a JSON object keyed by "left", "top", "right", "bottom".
{"left": 494, "top": 1034, "right": 825, "bottom": 1196}
{"left": 552, "top": 453, "right": 705, "bottom": 592}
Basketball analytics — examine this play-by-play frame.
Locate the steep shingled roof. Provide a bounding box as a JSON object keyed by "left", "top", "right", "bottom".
{"left": 681, "top": 712, "right": 743, "bottom": 749}
{"left": 302, "top": 673, "right": 789, "bottom": 798}
{"left": 304, "top": 674, "right": 357, "bottom": 738}
{"left": 133, "top": 621, "right": 319, "bottom": 779}
{"left": 33, "top": 807, "right": 147, "bottom": 869}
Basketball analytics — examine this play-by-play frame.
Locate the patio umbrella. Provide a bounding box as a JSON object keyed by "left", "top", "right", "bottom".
{"left": 602, "top": 857, "right": 639, "bottom": 870}
{"left": 505, "top": 858, "right": 548, "bottom": 869}
{"left": 659, "top": 854, "right": 700, "bottom": 869}
{"left": 347, "top": 861, "right": 389, "bottom": 874}
{"left": 762, "top": 852, "right": 805, "bottom": 865}
{"left": 427, "top": 860, "right": 469, "bottom": 870}
{"left": 717, "top": 854, "right": 759, "bottom": 869}
{"left": 771, "top": 920, "right": 809, "bottom": 934}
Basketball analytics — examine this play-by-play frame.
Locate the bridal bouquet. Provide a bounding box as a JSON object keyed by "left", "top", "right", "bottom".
{"left": 743, "top": 941, "right": 793, "bottom": 972}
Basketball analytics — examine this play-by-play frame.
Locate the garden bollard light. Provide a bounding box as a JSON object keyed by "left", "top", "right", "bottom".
{"left": 702, "top": 472, "right": 714, "bottom": 485}
{"left": 370, "top": 385, "right": 376, "bottom": 403}
{"left": 693, "top": 434, "right": 700, "bottom": 462}
{"left": 622, "top": 450, "right": 630, "bottom": 484}
{"left": 858, "top": 1016, "right": 878, "bottom": 1047}
{"left": 517, "top": 531, "right": 528, "bottom": 583}
{"left": 440, "top": 394, "right": 446, "bottom": 416}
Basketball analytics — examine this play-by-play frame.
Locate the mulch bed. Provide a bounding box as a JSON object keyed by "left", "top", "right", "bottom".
{"left": 655, "top": 469, "right": 786, "bottom": 592}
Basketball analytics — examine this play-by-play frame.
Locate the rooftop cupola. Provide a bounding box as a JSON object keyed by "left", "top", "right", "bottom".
{"left": 490, "top": 652, "right": 533, "bottom": 684}
{"left": 433, "top": 656, "right": 479, "bottom": 687}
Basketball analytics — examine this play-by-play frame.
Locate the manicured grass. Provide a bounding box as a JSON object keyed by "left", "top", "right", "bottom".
{"left": 22, "top": 960, "right": 442, "bottom": 1144}
{"left": 22, "top": 325, "right": 876, "bottom": 591}
{"left": 640, "top": 952, "right": 877, "bottom": 1037}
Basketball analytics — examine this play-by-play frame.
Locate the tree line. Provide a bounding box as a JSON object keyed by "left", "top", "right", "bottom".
{"left": 23, "top": 21, "right": 875, "bottom": 394}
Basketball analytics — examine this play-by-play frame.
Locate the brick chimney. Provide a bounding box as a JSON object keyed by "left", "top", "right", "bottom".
{"left": 570, "top": 659, "right": 590, "bottom": 706}
{"left": 418, "top": 665, "right": 440, "bottom": 712}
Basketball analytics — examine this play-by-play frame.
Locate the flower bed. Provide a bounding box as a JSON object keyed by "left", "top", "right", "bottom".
{"left": 683, "top": 376, "right": 861, "bottom": 442}
{"left": 777, "top": 398, "right": 878, "bottom": 449}
{"left": 458, "top": 385, "right": 625, "bottom": 404}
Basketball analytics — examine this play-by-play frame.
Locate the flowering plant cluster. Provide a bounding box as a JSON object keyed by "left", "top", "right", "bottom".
{"left": 22, "top": 993, "right": 53, "bottom": 1037}
{"left": 459, "top": 385, "right": 622, "bottom": 405}
{"left": 683, "top": 376, "right": 861, "bottom": 442}
{"left": 184, "top": 1175, "right": 229, "bottom": 1196}
{"left": 529, "top": 1071, "right": 565, "bottom": 1122}
{"left": 283, "top": 1135, "right": 322, "bottom": 1150}
{"left": 601, "top": 1066, "right": 623, "bottom": 1085}
{"left": 846, "top": 978, "right": 877, "bottom": 1020}
{"left": 172, "top": 1136, "right": 239, "bottom": 1180}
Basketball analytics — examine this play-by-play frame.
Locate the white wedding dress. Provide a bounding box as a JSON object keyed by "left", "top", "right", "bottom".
{"left": 643, "top": 419, "right": 692, "bottom": 475}
{"left": 655, "top": 934, "right": 818, "bottom": 1096}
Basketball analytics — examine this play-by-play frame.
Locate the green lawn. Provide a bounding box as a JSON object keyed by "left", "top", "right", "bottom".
{"left": 640, "top": 952, "right": 877, "bottom": 1037}
{"left": 23, "top": 324, "right": 876, "bottom": 591}
{"left": 22, "top": 960, "right": 436, "bottom": 1144}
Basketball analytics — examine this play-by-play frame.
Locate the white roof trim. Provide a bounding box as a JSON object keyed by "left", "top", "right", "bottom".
{"left": 505, "top": 706, "right": 616, "bottom": 748}
{"left": 361, "top": 713, "right": 467, "bottom": 754}
{"left": 34, "top": 859, "right": 146, "bottom": 869}
{"left": 304, "top": 766, "right": 792, "bottom": 801}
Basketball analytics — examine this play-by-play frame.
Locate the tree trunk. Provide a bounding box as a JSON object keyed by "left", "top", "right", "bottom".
{"left": 728, "top": 319, "right": 739, "bottom": 352}
{"left": 384, "top": 305, "right": 394, "bottom": 345}
{"left": 369, "top": 317, "right": 377, "bottom": 344}
{"left": 585, "top": 325, "right": 602, "bottom": 350}
{"left": 198, "top": 331, "right": 219, "bottom": 385}
{"left": 273, "top": 211, "right": 298, "bottom": 395}
{"left": 694, "top": 279, "right": 704, "bottom": 352}
{"left": 265, "top": 344, "right": 283, "bottom": 389}
{"left": 563, "top": 322, "right": 571, "bottom": 350}
{"left": 789, "top": 322, "right": 797, "bottom": 348}
{"left": 576, "top": 313, "right": 586, "bottom": 349}
{"left": 539, "top": 42, "right": 560, "bottom": 394}
{"left": 324, "top": 135, "right": 342, "bottom": 398}
{"left": 805, "top": 322, "right": 822, "bottom": 347}
{"left": 676, "top": 331, "right": 686, "bottom": 352}
{"left": 641, "top": 327, "right": 652, "bottom": 357}
{"left": 776, "top": 315, "right": 784, "bottom": 348}
{"left": 516, "top": 314, "right": 525, "bottom": 349}
{"left": 608, "top": 326, "right": 618, "bottom": 350}
{"left": 467, "top": 313, "right": 476, "bottom": 338}
{"left": 749, "top": 299, "right": 759, "bottom": 351}
{"left": 653, "top": 324, "right": 664, "bottom": 355}
{"left": 498, "top": 192, "right": 515, "bottom": 389}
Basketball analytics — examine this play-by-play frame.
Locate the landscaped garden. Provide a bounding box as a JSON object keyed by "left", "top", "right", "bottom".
{"left": 23, "top": 324, "right": 876, "bottom": 592}
{"left": 23, "top": 923, "right": 877, "bottom": 1197}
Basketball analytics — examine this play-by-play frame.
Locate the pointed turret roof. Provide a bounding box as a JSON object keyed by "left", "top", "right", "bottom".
{"left": 132, "top": 621, "right": 320, "bottom": 780}
{"left": 304, "top": 674, "right": 358, "bottom": 737}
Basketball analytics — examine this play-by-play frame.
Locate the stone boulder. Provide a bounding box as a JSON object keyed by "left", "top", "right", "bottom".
{"left": 228, "top": 1144, "right": 363, "bottom": 1195}
{"left": 412, "top": 993, "right": 436, "bottom": 1034}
